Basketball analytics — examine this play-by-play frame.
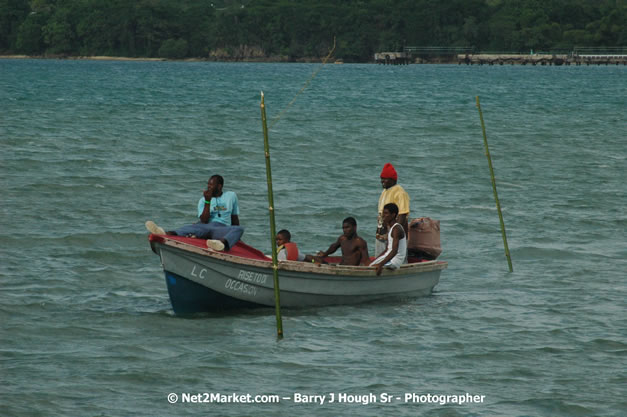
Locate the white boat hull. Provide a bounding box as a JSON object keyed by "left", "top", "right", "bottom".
{"left": 150, "top": 235, "right": 447, "bottom": 313}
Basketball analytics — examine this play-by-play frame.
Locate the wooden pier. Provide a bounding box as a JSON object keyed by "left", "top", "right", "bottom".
{"left": 374, "top": 46, "right": 627, "bottom": 65}
{"left": 457, "top": 53, "right": 627, "bottom": 66}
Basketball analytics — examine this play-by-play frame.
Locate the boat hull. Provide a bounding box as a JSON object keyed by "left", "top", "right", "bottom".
{"left": 164, "top": 271, "right": 261, "bottom": 314}
{"left": 150, "top": 236, "right": 446, "bottom": 314}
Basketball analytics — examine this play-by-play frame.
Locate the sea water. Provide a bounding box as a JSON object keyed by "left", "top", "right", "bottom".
{"left": 1, "top": 59, "right": 625, "bottom": 416}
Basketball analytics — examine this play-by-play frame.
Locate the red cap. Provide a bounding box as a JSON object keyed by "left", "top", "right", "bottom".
{"left": 380, "top": 163, "right": 398, "bottom": 180}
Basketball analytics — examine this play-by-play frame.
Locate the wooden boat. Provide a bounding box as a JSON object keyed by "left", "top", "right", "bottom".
{"left": 149, "top": 234, "right": 447, "bottom": 314}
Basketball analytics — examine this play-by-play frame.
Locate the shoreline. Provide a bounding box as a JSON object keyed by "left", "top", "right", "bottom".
{"left": 1, "top": 55, "right": 167, "bottom": 62}
{"left": 0, "top": 54, "right": 331, "bottom": 63}
{"left": 3, "top": 54, "right": 626, "bottom": 65}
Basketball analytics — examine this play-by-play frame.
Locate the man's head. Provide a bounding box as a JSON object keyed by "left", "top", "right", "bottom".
{"left": 342, "top": 217, "right": 357, "bottom": 238}
{"left": 382, "top": 203, "right": 399, "bottom": 224}
{"left": 276, "top": 229, "right": 291, "bottom": 247}
{"left": 380, "top": 163, "right": 398, "bottom": 189}
{"left": 208, "top": 175, "right": 224, "bottom": 196}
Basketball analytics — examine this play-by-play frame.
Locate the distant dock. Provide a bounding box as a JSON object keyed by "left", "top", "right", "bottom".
{"left": 457, "top": 54, "right": 627, "bottom": 66}
{"left": 374, "top": 46, "right": 627, "bottom": 65}
{"left": 374, "top": 52, "right": 410, "bottom": 65}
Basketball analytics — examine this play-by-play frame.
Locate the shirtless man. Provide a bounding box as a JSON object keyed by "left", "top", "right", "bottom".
{"left": 312, "top": 217, "right": 370, "bottom": 266}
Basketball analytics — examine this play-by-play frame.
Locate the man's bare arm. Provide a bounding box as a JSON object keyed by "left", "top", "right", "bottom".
{"left": 200, "top": 189, "right": 213, "bottom": 223}
{"left": 358, "top": 238, "right": 370, "bottom": 265}
{"left": 200, "top": 203, "right": 211, "bottom": 223}
{"left": 319, "top": 236, "right": 342, "bottom": 257}
{"left": 397, "top": 213, "right": 408, "bottom": 235}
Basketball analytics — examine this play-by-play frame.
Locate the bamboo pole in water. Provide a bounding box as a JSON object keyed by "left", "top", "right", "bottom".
{"left": 260, "top": 91, "right": 284, "bottom": 338}
{"left": 476, "top": 96, "right": 514, "bottom": 272}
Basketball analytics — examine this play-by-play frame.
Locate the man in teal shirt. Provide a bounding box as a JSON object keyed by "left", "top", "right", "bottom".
{"left": 146, "top": 175, "right": 244, "bottom": 251}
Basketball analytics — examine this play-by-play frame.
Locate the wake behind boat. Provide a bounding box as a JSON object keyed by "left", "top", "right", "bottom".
{"left": 149, "top": 234, "right": 447, "bottom": 314}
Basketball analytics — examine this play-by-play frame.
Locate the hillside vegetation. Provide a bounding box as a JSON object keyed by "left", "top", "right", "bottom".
{"left": 1, "top": 0, "right": 625, "bottom": 61}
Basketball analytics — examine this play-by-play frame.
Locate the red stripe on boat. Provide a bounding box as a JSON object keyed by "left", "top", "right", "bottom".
{"left": 150, "top": 234, "right": 270, "bottom": 261}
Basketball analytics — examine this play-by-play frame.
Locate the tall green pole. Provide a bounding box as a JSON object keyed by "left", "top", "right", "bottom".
{"left": 260, "top": 92, "right": 284, "bottom": 338}
{"left": 476, "top": 96, "right": 514, "bottom": 272}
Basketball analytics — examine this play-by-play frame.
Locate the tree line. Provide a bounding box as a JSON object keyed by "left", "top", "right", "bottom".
{"left": 1, "top": 0, "right": 625, "bottom": 61}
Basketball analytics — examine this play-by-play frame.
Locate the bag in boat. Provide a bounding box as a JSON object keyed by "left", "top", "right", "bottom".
{"left": 407, "top": 217, "right": 442, "bottom": 260}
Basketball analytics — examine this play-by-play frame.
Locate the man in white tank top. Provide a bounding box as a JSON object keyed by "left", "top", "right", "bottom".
{"left": 370, "top": 203, "right": 407, "bottom": 275}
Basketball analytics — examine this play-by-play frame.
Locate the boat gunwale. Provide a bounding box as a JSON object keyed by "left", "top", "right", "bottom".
{"left": 154, "top": 235, "right": 447, "bottom": 277}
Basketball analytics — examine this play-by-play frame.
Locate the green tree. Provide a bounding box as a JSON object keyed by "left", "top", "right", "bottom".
{"left": 16, "top": 12, "right": 46, "bottom": 53}
{"left": 158, "top": 38, "right": 188, "bottom": 58}
{"left": 0, "top": 0, "right": 30, "bottom": 51}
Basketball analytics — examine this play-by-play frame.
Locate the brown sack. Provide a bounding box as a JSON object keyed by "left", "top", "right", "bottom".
{"left": 407, "top": 217, "right": 442, "bottom": 258}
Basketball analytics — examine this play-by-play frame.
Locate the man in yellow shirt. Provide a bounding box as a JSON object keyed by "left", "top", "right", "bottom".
{"left": 376, "top": 163, "right": 410, "bottom": 257}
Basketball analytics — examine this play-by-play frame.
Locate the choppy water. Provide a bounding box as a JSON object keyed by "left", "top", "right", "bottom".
{"left": 1, "top": 59, "right": 626, "bottom": 416}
